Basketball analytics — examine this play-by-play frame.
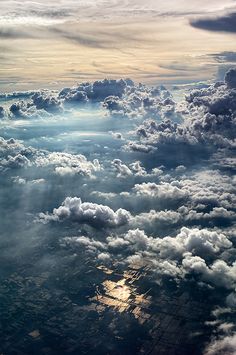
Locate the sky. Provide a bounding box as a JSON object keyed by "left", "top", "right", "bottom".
{"left": 1, "top": 0, "right": 236, "bottom": 90}
{"left": 0, "top": 2, "right": 236, "bottom": 355}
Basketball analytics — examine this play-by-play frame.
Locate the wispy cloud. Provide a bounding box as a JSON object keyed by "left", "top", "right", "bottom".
{"left": 1, "top": 0, "right": 236, "bottom": 89}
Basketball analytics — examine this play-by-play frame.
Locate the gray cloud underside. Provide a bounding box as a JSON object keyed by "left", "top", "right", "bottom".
{"left": 191, "top": 12, "right": 236, "bottom": 33}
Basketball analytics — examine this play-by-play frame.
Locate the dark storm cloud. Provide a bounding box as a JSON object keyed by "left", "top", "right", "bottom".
{"left": 211, "top": 51, "right": 236, "bottom": 63}
{"left": 190, "top": 12, "right": 236, "bottom": 33}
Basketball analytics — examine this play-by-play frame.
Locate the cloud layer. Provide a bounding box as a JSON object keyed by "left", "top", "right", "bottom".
{"left": 0, "top": 70, "right": 236, "bottom": 354}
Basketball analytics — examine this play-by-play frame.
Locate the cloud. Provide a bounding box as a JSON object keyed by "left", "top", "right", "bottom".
{"left": 204, "top": 333, "right": 236, "bottom": 354}
{"left": 124, "top": 69, "right": 236, "bottom": 165}
{"left": 0, "top": 90, "right": 36, "bottom": 100}
{"left": 125, "top": 141, "right": 154, "bottom": 153}
{"left": 49, "top": 27, "right": 111, "bottom": 49}
{"left": 211, "top": 51, "right": 236, "bottom": 63}
{"left": 184, "top": 72, "right": 236, "bottom": 145}
{"left": 1, "top": 153, "right": 31, "bottom": 169}
{"left": 191, "top": 12, "right": 236, "bottom": 33}
{"left": 39, "top": 197, "right": 131, "bottom": 228}
{"left": 133, "top": 209, "right": 182, "bottom": 229}
{"left": 8, "top": 91, "right": 61, "bottom": 119}
{"left": 1, "top": 79, "right": 134, "bottom": 120}
{"left": 3, "top": 0, "right": 236, "bottom": 24}
{"left": 9, "top": 100, "right": 47, "bottom": 119}
{"left": 0, "top": 137, "right": 37, "bottom": 170}
{"left": 0, "top": 136, "right": 102, "bottom": 179}
{"left": 132, "top": 182, "right": 188, "bottom": 201}
{"left": 12, "top": 176, "right": 45, "bottom": 185}
{"left": 132, "top": 206, "right": 236, "bottom": 232}
{"left": 225, "top": 68, "right": 236, "bottom": 89}
{"left": 35, "top": 152, "right": 102, "bottom": 177}
{"left": 0, "top": 106, "right": 5, "bottom": 118}
{"left": 173, "top": 170, "right": 236, "bottom": 214}
{"left": 124, "top": 117, "right": 201, "bottom": 159}
{"left": 31, "top": 91, "right": 63, "bottom": 113}
{"left": 182, "top": 256, "right": 236, "bottom": 289}
{"left": 1, "top": 0, "right": 236, "bottom": 90}
{"left": 90, "top": 166, "right": 236, "bottom": 233}
{"left": 0, "top": 27, "right": 35, "bottom": 39}
{"left": 0, "top": 71, "right": 236, "bottom": 353}
{"left": 62, "top": 225, "right": 234, "bottom": 289}
{"left": 111, "top": 159, "right": 147, "bottom": 178}
{"left": 0, "top": 137, "right": 25, "bottom": 154}
{"left": 110, "top": 131, "right": 124, "bottom": 140}
{"left": 60, "top": 79, "right": 127, "bottom": 103}
{"left": 103, "top": 83, "right": 175, "bottom": 119}
{"left": 112, "top": 159, "right": 133, "bottom": 178}
{"left": 94, "top": 167, "right": 236, "bottom": 230}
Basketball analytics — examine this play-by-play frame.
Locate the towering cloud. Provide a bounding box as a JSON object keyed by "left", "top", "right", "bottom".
{"left": 39, "top": 197, "right": 131, "bottom": 228}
